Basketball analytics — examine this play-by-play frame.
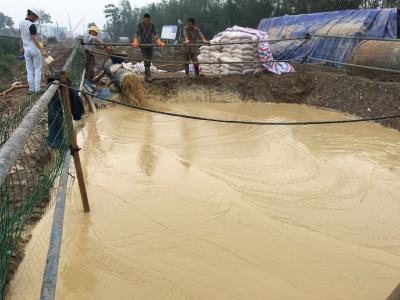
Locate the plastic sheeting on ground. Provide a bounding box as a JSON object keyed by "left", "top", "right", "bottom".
{"left": 108, "top": 62, "right": 167, "bottom": 74}
{"left": 84, "top": 80, "right": 117, "bottom": 106}
{"left": 257, "top": 8, "right": 398, "bottom": 63}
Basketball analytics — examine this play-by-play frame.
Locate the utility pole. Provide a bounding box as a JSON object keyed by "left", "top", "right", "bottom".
{"left": 72, "top": 18, "right": 84, "bottom": 33}
{"left": 177, "top": 19, "right": 182, "bottom": 42}
{"left": 68, "top": 13, "right": 72, "bottom": 32}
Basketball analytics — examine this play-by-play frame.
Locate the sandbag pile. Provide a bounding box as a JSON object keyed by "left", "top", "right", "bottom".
{"left": 200, "top": 32, "right": 264, "bottom": 75}
{"left": 199, "top": 26, "right": 294, "bottom": 75}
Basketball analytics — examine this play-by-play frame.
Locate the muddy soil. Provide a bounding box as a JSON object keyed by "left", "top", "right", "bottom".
{"left": 3, "top": 43, "right": 400, "bottom": 130}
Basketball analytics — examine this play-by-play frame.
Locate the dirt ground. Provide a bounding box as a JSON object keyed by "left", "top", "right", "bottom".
{"left": 2, "top": 41, "right": 400, "bottom": 131}
{"left": 2, "top": 40, "right": 400, "bottom": 295}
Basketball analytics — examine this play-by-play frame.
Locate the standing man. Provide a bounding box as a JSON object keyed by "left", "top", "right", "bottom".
{"left": 182, "top": 17, "right": 209, "bottom": 78}
{"left": 84, "top": 26, "right": 108, "bottom": 83}
{"left": 20, "top": 7, "right": 48, "bottom": 94}
{"left": 132, "top": 13, "right": 165, "bottom": 82}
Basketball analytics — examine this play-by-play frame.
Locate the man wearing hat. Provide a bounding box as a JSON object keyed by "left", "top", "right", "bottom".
{"left": 84, "top": 26, "right": 108, "bottom": 83}
{"left": 19, "top": 6, "right": 48, "bottom": 94}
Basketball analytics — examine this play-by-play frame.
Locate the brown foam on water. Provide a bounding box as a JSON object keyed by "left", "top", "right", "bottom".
{"left": 121, "top": 74, "right": 144, "bottom": 105}
{"left": 7, "top": 102, "right": 400, "bottom": 300}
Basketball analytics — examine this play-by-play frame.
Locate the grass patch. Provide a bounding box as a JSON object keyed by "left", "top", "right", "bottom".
{"left": 0, "top": 84, "right": 12, "bottom": 93}
{"left": 0, "top": 37, "right": 25, "bottom": 85}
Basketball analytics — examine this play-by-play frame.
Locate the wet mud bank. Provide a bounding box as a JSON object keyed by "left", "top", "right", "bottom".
{"left": 145, "top": 64, "right": 400, "bottom": 130}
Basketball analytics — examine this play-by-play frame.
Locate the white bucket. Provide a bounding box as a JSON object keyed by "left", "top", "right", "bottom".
{"left": 45, "top": 55, "right": 54, "bottom": 64}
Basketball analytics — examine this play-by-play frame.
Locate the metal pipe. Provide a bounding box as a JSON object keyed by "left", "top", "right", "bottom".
{"left": 103, "top": 60, "right": 133, "bottom": 89}
{"left": 39, "top": 150, "right": 71, "bottom": 300}
{"left": 0, "top": 83, "right": 59, "bottom": 186}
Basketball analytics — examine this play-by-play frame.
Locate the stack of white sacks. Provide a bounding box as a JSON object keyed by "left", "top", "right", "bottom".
{"left": 199, "top": 31, "right": 265, "bottom": 75}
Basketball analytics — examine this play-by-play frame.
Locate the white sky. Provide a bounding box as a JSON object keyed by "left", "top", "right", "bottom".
{"left": 1, "top": 0, "right": 159, "bottom": 35}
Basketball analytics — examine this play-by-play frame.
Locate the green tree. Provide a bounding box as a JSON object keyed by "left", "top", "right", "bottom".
{"left": 0, "top": 12, "right": 14, "bottom": 31}
{"left": 104, "top": 4, "right": 120, "bottom": 40}
{"left": 104, "top": 1, "right": 146, "bottom": 41}
{"left": 103, "top": 0, "right": 397, "bottom": 43}
{"left": 119, "top": 0, "right": 137, "bottom": 39}
{"left": 382, "top": 0, "right": 400, "bottom": 6}
{"left": 365, "top": 0, "right": 400, "bottom": 7}
{"left": 37, "top": 10, "right": 52, "bottom": 36}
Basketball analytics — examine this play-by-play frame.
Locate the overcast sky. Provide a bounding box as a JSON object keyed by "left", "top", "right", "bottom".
{"left": 2, "top": 0, "right": 159, "bottom": 35}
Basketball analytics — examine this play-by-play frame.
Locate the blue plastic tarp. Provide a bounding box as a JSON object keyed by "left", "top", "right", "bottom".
{"left": 257, "top": 9, "right": 398, "bottom": 63}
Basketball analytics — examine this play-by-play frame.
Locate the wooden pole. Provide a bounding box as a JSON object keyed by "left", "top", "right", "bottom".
{"left": 59, "top": 71, "right": 90, "bottom": 212}
{"left": 0, "top": 85, "right": 28, "bottom": 96}
{"left": 92, "top": 52, "right": 110, "bottom": 84}
{"left": 92, "top": 70, "right": 106, "bottom": 84}
{"left": 303, "top": 33, "right": 309, "bottom": 72}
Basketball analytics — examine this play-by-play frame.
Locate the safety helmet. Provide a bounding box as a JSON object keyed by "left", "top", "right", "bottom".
{"left": 89, "top": 26, "right": 99, "bottom": 34}
{"left": 28, "top": 7, "right": 42, "bottom": 19}
{"left": 39, "top": 42, "right": 44, "bottom": 48}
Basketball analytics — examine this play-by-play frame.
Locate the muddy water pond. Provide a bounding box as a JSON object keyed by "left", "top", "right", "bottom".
{"left": 7, "top": 97, "right": 400, "bottom": 300}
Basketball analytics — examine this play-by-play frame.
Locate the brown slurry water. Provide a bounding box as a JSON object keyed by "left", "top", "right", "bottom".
{"left": 6, "top": 96, "right": 400, "bottom": 300}
{"left": 121, "top": 74, "right": 144, "bottom": 105}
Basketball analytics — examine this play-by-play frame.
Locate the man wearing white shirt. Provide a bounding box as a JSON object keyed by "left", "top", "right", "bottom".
{"left": 19, "top": 6, "right": 48, "bottom": 94}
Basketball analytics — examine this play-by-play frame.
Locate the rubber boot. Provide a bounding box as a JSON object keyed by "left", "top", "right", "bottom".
{"left": 194, "top": 65, "right": 200, "bottom": 78}
{"left": 184, "top": 64, "right": 189, "bottom": 78}
{"left": 144, "top": 67, "right": 152, "bottom": 81}
{"left": 144, "top": 67, "right": 149, "bottom": 80}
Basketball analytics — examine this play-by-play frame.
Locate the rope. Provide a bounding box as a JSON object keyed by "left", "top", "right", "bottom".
{"left": 48, "top": 82, "right": 400, "bottom": 126}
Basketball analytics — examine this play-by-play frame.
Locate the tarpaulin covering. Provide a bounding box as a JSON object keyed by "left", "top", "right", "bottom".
{"left": 257, "top": 9, "right": 398, "bottom": 63}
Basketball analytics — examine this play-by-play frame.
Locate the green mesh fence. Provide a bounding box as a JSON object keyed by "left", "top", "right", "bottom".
{"left": 0, "top": 41, "right": 85, "bottom": 300}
